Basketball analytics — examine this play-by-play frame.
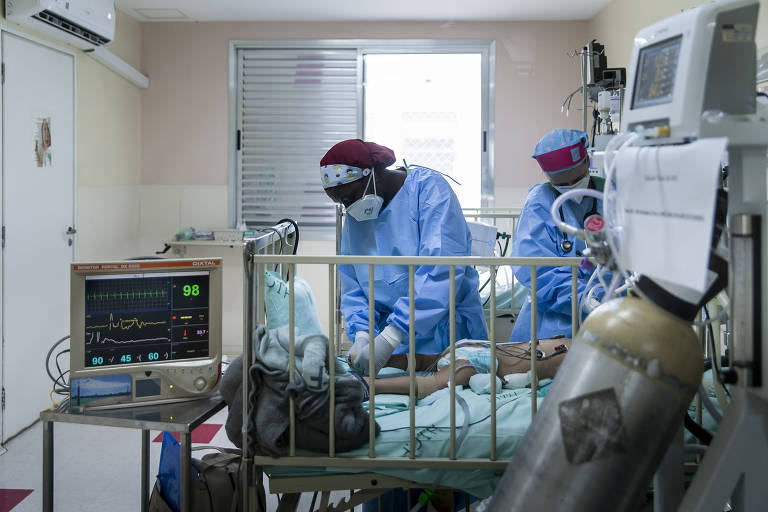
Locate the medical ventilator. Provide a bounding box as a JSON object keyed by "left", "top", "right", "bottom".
{"left": 492, "top": 0, "right": 766, "bottom": 509}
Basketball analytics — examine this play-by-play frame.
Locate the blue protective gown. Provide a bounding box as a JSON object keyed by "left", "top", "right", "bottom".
{"left": 340, "top": 167, "right": 488, "bottom": 355}
{"left": 509, "top": 182, "right": 603, "bottom": 342}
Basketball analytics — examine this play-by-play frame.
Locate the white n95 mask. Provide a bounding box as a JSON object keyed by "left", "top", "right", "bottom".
{"left": 553, "top": 174, "right": 590, "bottom": 196}
{"left": 346, "top": 168, "right": 384, "bottom": 221}
{"left": 347, "top": 194, "right": 384, "bottom": 221}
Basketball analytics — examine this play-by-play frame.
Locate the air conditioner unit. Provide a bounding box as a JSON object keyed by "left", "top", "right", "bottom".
{"left": 6, "top": 0, "right": 115, "bottom": 50}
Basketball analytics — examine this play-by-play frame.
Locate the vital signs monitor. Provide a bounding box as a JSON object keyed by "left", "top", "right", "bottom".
{"left": 69, "top": 258, "right": 223, "bottom": 408}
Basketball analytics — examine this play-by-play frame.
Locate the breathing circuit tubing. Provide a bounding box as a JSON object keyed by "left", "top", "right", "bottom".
{"left": 548, "top": 132, "right": 640, "bottom": 305}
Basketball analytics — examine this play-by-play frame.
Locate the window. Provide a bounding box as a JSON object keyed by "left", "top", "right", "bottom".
{"left": 230, "top": 40, "right": 494, "bottom": 235}
{"left": 364, "top": 53, "right": 483, "bottom": 208}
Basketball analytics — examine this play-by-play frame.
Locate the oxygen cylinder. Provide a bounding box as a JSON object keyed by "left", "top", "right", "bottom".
{"left": 489, "top": 296, "right": 702, "bottom": 511}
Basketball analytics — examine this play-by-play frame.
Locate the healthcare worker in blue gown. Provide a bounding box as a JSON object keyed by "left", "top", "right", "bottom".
{"left": 509, "top": 129, "right": 605, "bottom": 342}
{"left": 321, "top": 139, "right": 488, "bottom": 376}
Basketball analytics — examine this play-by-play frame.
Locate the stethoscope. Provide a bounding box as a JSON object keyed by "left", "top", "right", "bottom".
{"left": 553, "top": 179, "right": 599, "bottom": 256}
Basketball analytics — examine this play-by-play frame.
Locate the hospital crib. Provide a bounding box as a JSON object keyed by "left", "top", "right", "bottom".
{"left": 239, "top": 231, "right": 581, "bottom": 511}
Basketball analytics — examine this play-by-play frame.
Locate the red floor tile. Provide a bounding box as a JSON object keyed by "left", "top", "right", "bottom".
{"left": 0, "top": 489, "right": 33, "bottom": 512}
{"left": 152, "top": 423, "right": 222, "bottom": 444}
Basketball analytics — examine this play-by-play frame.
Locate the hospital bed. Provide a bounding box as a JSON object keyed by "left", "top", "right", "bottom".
{"left": 238, "top": 224, "right": 582, "bottom": 511}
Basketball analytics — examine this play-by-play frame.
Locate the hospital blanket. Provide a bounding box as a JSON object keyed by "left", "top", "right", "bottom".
{"left": 246, "top": 360, "right": 376, "bottom": 456}
{"left": 268, "top": 382, "right": 551, "bottom": 498}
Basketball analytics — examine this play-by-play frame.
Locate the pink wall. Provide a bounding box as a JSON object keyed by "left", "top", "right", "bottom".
{"left": 140, "top": 21, "right": 587, "bottom": 190}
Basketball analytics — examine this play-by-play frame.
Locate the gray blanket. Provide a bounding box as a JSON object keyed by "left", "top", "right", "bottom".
{"left": 220, "top": 355, "right": 377, "bottom": 455}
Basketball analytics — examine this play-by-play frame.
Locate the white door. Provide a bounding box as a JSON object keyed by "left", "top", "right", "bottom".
{"left": 1, "top": 32, "right": 75, "bottom": 441}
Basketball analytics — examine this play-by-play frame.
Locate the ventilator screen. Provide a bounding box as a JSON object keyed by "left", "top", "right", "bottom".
{"left": 632, "top": 35, "right": 683, "bottom": 109}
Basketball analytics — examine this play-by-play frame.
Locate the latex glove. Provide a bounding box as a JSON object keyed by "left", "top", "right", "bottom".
{"left": 347, "top": 331, "right": 370, "bottom": 367}
{"left": 352, "top": 324, "right": 402, "bottom": 376}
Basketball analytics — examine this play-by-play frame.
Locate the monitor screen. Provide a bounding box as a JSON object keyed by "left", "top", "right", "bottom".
{"left": 632, "top": 35, "right": 683, "bottom": 109}
{"left": 84, "top": 270, "right": 210, "bottom": 368}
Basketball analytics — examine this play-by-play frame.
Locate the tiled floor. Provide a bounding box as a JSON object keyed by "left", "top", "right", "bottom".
{"left": 0, "top": 409, "right": 362, "bottom": 511}
{"left": 0, "top": 490, "right": 33, "bottom": 512}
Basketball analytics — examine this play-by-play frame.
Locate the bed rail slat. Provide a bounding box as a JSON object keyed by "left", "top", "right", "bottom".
{"left": 449, "top": 265, "right": 456, "bottom": 460}
{"left": 572, "top": 265, "right": 578, "bottom": 339}
{"left": 530, "top": 265, "right": 538, "bottom": 416}
{"left": 409, "top": 265, "right": 416, "bottom": 460}
{"left": 289, "top": 263, "right": 296, "bottom": 457}
{"left": 328, "top": 264, "right": 336, "bottom": 457}
{"left": 368, "top": 264, "right": 376, "bottom": 458}
{"left": 490, "top": 264, "right": 497, "bottom": 461}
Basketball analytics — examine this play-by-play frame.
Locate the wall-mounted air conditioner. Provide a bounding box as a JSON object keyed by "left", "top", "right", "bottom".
{"left": 6, "top": 0, "right": 115, "bottom": 50}
{"left": 5, "top": 0, "right": 149, "bottom": 88}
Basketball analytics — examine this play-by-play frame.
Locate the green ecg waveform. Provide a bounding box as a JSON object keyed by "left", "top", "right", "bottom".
{"left": 87, "top": 289, "right": 167, "bottom": 301}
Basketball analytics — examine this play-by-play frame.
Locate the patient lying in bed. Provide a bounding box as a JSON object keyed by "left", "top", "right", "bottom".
{"left": 366, "top": 337, "right": 571, "bottom": 398}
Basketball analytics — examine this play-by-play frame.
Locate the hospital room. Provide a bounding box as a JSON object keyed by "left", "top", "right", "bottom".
{"left": 0, "top": 0, "right": 767, "bottom": 510}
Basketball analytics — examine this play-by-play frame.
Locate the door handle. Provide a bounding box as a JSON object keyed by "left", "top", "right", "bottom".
{"left": 65, "top": 226, "right": 76, "bottom": 246}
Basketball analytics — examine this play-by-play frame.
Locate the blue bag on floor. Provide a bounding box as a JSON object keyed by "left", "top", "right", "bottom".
{"left": 157, "top": 432, "right": 194, "bottom": 512}
{"left": 155, "top": 432, "right": 249, "bottom": 512}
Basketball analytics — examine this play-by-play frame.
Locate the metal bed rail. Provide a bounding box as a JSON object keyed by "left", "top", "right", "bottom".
{"left": 241, "top": 253, "right": 581, "bottom": 481}
{"left": 244, "top": 221, "right": 297, "bottom": 258}
{"left": 461, "top": 207, "right": 522, "bottom": 239}
{"left": 238, "top": 222, "right": 297, "bottom": 510}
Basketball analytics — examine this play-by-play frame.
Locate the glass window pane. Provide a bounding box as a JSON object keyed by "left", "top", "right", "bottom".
{"left": 364, "top": 53, "right": 482, "bottom": 208}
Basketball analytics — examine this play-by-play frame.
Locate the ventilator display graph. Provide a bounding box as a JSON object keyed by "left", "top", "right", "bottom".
{"left": 84, "top": 271, "right": 210, "bottom": 368}
{"left": 633, "top": 35, "right": 682, "bottom": 109}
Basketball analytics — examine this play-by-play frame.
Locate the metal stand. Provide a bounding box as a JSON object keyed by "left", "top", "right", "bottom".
{"left": 40, "top": 395, "right": 225, "bottom": 512}
{"left": 141, "top": 430, "right": 150, "bottom": 512}
{"left": 678, "top": 122, "right": 768, "bottom": 510}
{"left": 42, "top": 420, "right": 54, "bottom": 512}
{"left": 653, "top": 426, "right": 685, "bottom": 511}
{"left": 681, "top": 388, "right": 768, "bottom": 511}
{"left": 180, "top": 431, "right": 192, "bottom": 512}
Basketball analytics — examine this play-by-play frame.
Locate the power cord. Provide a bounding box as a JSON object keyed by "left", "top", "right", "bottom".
{"left": 276, "top": 218, "right": 300, "bottom": 255}
{"left": 46, "top": 335, "right": 71, "bottom": 408}
{"left": 260, "top": 227, "right": 284, "bottom": 271}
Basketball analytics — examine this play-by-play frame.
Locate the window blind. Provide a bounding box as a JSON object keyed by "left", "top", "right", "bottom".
{"left": 236, "top": 48, "right": 358, "bottom": 228}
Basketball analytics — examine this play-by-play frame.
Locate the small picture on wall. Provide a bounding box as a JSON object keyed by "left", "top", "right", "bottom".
{"left": 34, "top": 116, "right": 52, "bottom": 167}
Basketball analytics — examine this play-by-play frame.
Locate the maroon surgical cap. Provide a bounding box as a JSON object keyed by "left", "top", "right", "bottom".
{"left": 320, "top": 139, "right": 396, "bottom": 171}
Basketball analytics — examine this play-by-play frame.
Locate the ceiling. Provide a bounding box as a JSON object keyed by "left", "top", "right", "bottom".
{"left": 116, "top": 0, "right": 614, "bottom": 22}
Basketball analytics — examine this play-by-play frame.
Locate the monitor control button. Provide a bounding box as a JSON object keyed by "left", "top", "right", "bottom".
{"left": 194, "top": 377, "right": 207, "bottom": 391}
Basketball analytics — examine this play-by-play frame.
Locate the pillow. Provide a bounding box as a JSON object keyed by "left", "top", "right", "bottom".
{"left": 263, "top": 270, "right": 323, "bottom": 336}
